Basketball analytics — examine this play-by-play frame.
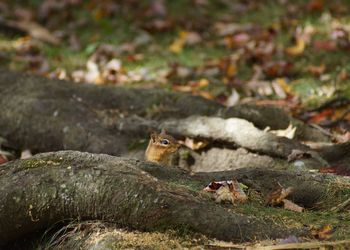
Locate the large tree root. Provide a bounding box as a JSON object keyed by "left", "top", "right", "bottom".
{"left": 0, "top": 70, "right": 329, "bottom": 158}
{"left": 0, "top": 151, "right": 320, "bottom": 245}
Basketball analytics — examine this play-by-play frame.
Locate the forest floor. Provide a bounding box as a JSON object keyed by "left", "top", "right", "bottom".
{"left": 1, "top": 0, "right": 349, "bottom": 139}
{"left": 0, "top": 0, "right": 350, "bottom": 248}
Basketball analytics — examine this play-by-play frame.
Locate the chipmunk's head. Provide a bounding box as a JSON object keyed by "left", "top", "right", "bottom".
{"left": 145, "top": 129, "right": 180, "bottom": 165}
{"left": 149, "top": 129, "right": 180, "bottom": 154}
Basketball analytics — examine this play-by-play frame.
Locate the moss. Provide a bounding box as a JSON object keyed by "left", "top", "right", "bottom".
{"left": 168, "top": 179, "right": 204, "bottom": 193}
{"left": 232, "top": 188, "right": 350, "bottom": 240}
{"left": 19, "top": 159, "right": 62, "bottom": 169}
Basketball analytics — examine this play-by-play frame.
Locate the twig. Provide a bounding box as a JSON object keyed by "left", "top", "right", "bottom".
{"left": 248, "top": 240, "right": 350, "bottom": 250}
{"left": 331, "top": 197, "right": 350, "bottom": 212}
{"left": 205, "top": 240, "right": 350, "bottom": 250}
{"left": 309, "top": 123, "right": 333, "bottom": 137}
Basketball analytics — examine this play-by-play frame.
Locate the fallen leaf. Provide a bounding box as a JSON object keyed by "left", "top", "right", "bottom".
{"left": 270, "top": 123, "right": 297, "bottom": 139}
{"left": 48, "top": 68, "right": 68, "bottom": 80}
{"left": 313, "top": 40, "right": 337, "bottom": 51}
{"left": 229, "top": 179, "right": 248, "bottom": 203}
{"left": 307, "top": 64, "right": 326, "bottom": 76}
{"left": 85, "top": 60, "right": 103, "bottom": 84}
{"left": 198, "top": 90, "right": 214, "bottom": 100}
{"left": 172, "top": 85, "right": 192, "bottom": 92}
{"left": 226, "top": 62, "right": 237, "bottom": 77}
{"left": 308, "top": 109, "right": 334, "bottom": 124}
{"left": 0, "top": 154, "right": 8, "bottom": 165}
{"left": 263, "top": 61, "right": 293, "bottom": 78}
{"left": 182, "top": 137, "right": 209, "bottom": 150}
{"left": 266, "top": 182, "right": 294, "bottom": 206}
{"left": 271, "top": 80, "right": 287, "bottom": 99}
{"left": 225, "top": 89, "right": 240, "bottom": 107}
{"left": 319, "top": 165, "right": 350, "bottom": 176}
{"left": 311, "top": 225, "right": 335, "bottom": 240}
{"left": 307, "top": 0, "right": 324, "bottom": 12}
{"left": 204, "top": 180, "right": 248, "bottom": 204}
{"left": 21, "top": 149, "right": 32, "bottom": 159}
{"left": 192, "top": 78, "right": 209, "bottom": 88}
{"left": 169, "top": 31, "right": 188, "bottom": 54}
{"left": 286, "top": 37, "right": 305, "bottom": 56}
{"left": 214, "top": 22, "right": 243, "bottom": 36}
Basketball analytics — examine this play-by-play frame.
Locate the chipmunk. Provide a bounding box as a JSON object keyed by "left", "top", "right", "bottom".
{"left": 145, "top": 129, "right": 180, "bottom": 166}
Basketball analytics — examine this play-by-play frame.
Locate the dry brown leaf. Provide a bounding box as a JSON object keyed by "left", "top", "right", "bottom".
{"left": 307, "top": 0, "right": 324, "bottom": 11}
{"left": 229, "top": 179, "right": 248, "bottom": 204}
{"left": 263, "top": 61, "right": 293, "bottom": 78}
{"left": 266, "top": 183, "right": 294, "bottom": 206}
{"left": 204, "top": 180, "right": 248, "bottom": 204}
{"left": 307, "top": 64, "right": 326, "bottom": 76}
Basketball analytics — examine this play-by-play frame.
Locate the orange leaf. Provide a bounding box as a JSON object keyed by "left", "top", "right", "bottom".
{"left": 226, "top": 63, "right": 237, "bottom": 77}
{"left": 308, "top": 109, "right": 333, "bottom": 123}
{"left": 311, "top": 225, "right": 335, "bottom": 240}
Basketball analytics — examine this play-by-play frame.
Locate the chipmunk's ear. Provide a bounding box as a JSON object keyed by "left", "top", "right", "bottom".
{"left": 150, "top": 131, "right": 157, "bottom": 142}
{"left": 160, "top": 128, "right": 166, "bottom": 135}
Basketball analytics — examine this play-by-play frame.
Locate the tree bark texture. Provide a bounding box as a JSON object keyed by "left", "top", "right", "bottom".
{"left": 0, "top": 151, "right": 315, "bottom": 245}
{"left": 0, "top": 70, "right": 329, "bottom": 158}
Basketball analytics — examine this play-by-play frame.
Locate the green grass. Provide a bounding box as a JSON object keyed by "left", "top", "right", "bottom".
{"left": 235, "top": 201, "right": 350, "bottom": 240}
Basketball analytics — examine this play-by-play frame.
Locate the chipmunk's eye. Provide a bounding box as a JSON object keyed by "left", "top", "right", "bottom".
{"left": 160, "top": 139, "right": 170, "bottom": 145}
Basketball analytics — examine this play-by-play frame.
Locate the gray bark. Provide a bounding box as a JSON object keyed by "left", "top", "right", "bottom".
{"left": 0, "top": 70, "right": 329, "bottom": 158}
{"left": 0, "top": 151, "right": 310, "bottom": 246}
